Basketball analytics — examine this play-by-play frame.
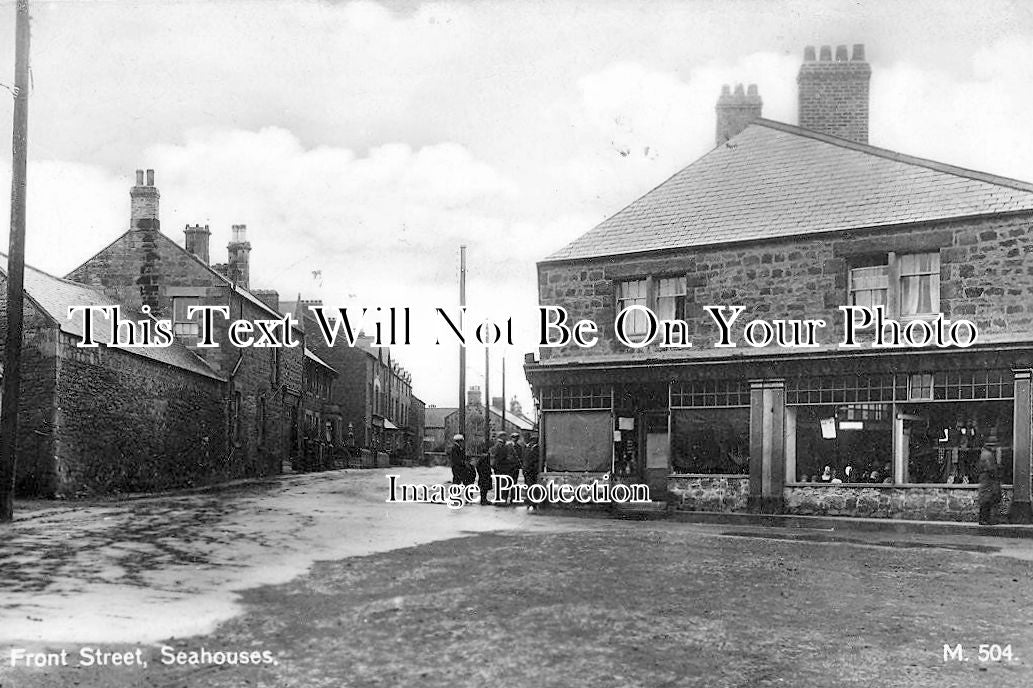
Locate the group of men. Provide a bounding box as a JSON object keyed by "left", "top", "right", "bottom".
{"left": 449, "top": 431, "right": 540, "bottom": 505}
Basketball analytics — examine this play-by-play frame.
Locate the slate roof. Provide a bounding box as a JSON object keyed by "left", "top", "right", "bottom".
{"left": 304, "top": 347, "right": 336, "bottom": 374}
{"left": 425, "top": 407, "right": 456, "bottom": 428}
{"left": 545, "top": 119, "right": 1033, "bottom": 262}
{"left": 0, "top": 258, "right": 223, "bottom": 380}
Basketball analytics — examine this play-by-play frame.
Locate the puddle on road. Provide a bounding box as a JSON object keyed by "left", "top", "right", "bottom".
{"left": 0, "top": 468, "right": 585, "bottom": 645}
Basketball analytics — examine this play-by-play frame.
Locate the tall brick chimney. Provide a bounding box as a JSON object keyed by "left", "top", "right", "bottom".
{"left": 715, "top": 83, "right": 762, "bottom": 145}
{"left": 797, "top": 43, "right": 871, "bottom": 143}
{"left": 130, "top": 168, "right": 159, "bottom": 231}
{"left": 184, "top": 224, "right": 211, "bottom": 263}
{"left": 226, "top": 224, "right": 251, "bottom": 288}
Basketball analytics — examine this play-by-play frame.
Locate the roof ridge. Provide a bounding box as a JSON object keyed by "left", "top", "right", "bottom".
{"left": 753, "top": 118, "right": 1033, "bottom": 194}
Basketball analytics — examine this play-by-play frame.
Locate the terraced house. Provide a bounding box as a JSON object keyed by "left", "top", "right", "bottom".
{"left": 525, "top": 45, "right": 1033, "bottom": 523}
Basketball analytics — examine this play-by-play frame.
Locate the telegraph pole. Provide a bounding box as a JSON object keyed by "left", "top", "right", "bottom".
{"left": 457, "top": 246, "right": 466, "bottom": 456}
{"left": 0, "top": 0, "right": 31, "bottom": 522}
{"left": 483, "top": 344, "right": 490, "bottom": 453}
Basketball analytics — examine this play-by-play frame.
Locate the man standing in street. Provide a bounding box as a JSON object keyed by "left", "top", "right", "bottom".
{"left": 523, "top": 434, "right": 540, "bottom": 487}
{"left": 977, "top": 435, "right": 1002, "bottom": 525}
{"left": 476, "top": 443, "right": 493, "bottom": 505}
{"left": 490, "top": 432, "right": 510, "bottom": 504}
{"left": 449, "top": 434, "right": 467, "bottom": 485}
{"left": 507, "top": 432, "right": 524, "bottom": 487}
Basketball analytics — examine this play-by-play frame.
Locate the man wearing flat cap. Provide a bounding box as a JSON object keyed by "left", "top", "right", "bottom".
{"left": 449, "top": 434, "right": 468, "bottom": 485}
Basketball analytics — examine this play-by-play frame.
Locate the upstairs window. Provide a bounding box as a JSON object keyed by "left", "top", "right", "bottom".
{"left": 899, "top": 252, "right": 940, "bottom": 316}
{"left": 173, "top": 297, "right": 201, "bottom": 338}
{"left": 617, "top": 279, "right": 649, "bottom": 336}
{"left": 656, "top": 276, "right": 687, "bottom": 321}
{"left": 846, "top": 251, "right": 940, "bottom": 317}
{"left": 849, "top": 261, "right": 888, "bottom": 310}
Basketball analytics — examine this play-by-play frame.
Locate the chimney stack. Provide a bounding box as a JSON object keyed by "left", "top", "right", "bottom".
{"left": 797, "top": 43, "right": 871, "bottom": 143}
{"left": 715, "top": 83, "right": 763, "bottom": 146}
{"left": 184, "top": 224, "right": 211, "bottom": 263}
{"left": 227, "top": 224, "right": 251, "bottom": 289}
{"left": 467, "top": 385, "right": 482, "bottom": 407}
{"left": 130, "top": 168, "right": 160, "bottom": 231}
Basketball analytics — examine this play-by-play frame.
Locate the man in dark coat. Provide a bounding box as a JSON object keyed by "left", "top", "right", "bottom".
{"left": 449, "top": 434, "right": 467, "bottom": 485}
{"left": 489, "top": 432, "right": 511, "bottom": 504}
{"left": 507, "top": 432, "right": 524, "bottom": 487}
{"left": 523, "top": 436, "right": 540, "bottom": 486}
{"left": 476, "top": 446, "right": 493, "bottom": 505}
{"left": 977, "top": 436, "right": 1002, "bottom": 525}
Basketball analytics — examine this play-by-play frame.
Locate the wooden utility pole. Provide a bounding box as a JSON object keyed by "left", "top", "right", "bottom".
{"left": 483, "top": 344, "right": 490, "bottom": 453}
{"left": 457, "top": 246, "right": 466, "bottom": 455}
{"left": 0, "top": 0, "right": 31, "bottom": 522}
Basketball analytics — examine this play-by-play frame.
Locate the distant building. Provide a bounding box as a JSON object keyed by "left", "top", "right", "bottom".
{"left": 443, "top": 386, "right": 537, "bottom": 454}
{"left": 281, "top": 299, "right": 418, "bottom": 457}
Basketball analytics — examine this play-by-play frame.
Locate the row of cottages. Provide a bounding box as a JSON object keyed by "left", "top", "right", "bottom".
{"left": 0, "top": 170, "right": 355, "bottom": 496}
{"left": 280, "top": 299, "right": 425, "bottom": 465}
{"left": 525, "top": 44, "right": 1033, "bottom": 523}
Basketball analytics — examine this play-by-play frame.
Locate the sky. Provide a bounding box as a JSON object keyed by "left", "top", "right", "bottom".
{"left": 0, "top": 0, "right": 1031, "bottom": 411}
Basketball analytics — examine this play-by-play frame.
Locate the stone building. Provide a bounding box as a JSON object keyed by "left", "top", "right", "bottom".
{"left": 0, "top": 259, "right": 227, "bottom": 496}
{"left": 66, "top": 170, "right": 305, "bottom": 478}
{"left": 525, "top": 44, "right": 1033, "bottom": 523}
{"left": 443, "top": 387, "right": 537, "bottom": 455}
{"left": 281, "top": 299, "right": 418, "bottom": 460}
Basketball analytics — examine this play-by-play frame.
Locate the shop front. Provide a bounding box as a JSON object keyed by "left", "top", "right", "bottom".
{"left": 528, "top": 347, "right": 1033, "bottom": 522}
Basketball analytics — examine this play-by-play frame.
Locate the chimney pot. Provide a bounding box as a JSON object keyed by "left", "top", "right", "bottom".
{"left": 747, "top": 84, "right": 758, "bottom": 96}
{"left": 721, "top": 83, "right": 730, "bottom": 96}
{"left": 129, "top": 168, "right": 160, "bottom": 231}
{"left": 714, "top": 82, "right": 763, "bottom": 146}
{"left": 797, "top": 42, "right": 871, "bottom": 144}
{"left": 803, "top": 45, "right": 816, "bottom": 61}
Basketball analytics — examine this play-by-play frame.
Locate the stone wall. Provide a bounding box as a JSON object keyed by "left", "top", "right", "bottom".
{"left": 667, "top": 475, "right": 750, "bottom": 512}
{"left": 0, "top": 280, "right": 60, "bottom": 495}
{"left": 784, "top": 484, "right": 1012, "bottom": 522}
{"left": 54, "top": 335, "right": 228, "bottom": 496}
{"left": 537, "top": 213, "right": 1033, "bottom": 361}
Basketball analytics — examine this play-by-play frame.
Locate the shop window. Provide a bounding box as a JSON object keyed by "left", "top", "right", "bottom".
{"left": 785, "top": 374, "right": 901, "bottom": 405}
{"left": 671, "top": 408, "right": 749, "bottom": 474}
{"left": 617, "top": 279, "right": 648, "bottom": 336}
{"left": 173, "top": 296, "right": 201, "bottom": 338}
{"left": 786, "top": 403, "right": 893, "bottom": 483}
{"left": 908, "top": 373, "right": 934, "bottom": 401}
{"left": 900, "top": 400, "right": 1013, "bottom": 485}
{"left": 671, "top": 379, "right": 750, "bottom": 408}
{"left": 540, "top": 385, "right": 612, "bottom": 411}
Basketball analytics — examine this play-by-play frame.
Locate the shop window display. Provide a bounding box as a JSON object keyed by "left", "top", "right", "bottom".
{"left": 788, "top": 403, "right": 893, "bottom": 483}
{"left": 671, "top": 408, "right": 750, "bottom": 474}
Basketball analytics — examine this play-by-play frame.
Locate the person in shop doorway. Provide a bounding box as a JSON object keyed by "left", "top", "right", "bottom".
{"left": 977, "top": 435, "right": 1002, "bottom": 526}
